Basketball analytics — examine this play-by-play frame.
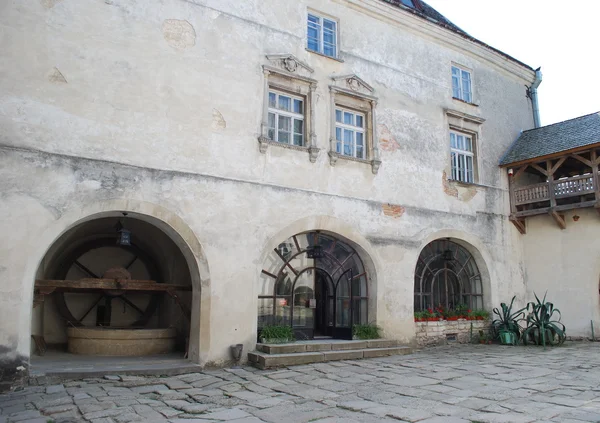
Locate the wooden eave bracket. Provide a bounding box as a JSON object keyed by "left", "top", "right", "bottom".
{"left": 549, "top": 210, "right": 566, "bottom": 230}
{"left": 509, "top": 215, "right": 526, "bottom": 235}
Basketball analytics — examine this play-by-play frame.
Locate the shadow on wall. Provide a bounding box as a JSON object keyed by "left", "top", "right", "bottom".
{"left": 0, "top": 341, "right": 28, "bottom": 393}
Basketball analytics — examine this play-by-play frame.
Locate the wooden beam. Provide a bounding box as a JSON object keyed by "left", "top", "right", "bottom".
{"left": 515, "top": 207, "right": 551, "bottom": 218}
{"left": 530, "top": 162, "right": 548, "bottom": 176}
{"left": 166, "top": 288, "right": 192, "bottom": 321}
{"left": 592, "top": 150, "right": 599, "bottom": 204}
{"left": 35, "top": 279, "right": 192, "bottom": 292}
{"left": 554, "top": 200, "right": 597, "bottom": 212}
{"left": 593, "top": 149, "right": 600, "bottom": 165}
{"left": 571, "top": 153, "right": 592, "bottom": 167}
{"left": 550, "top": 157, "right": 567, "bottom": 176}
{"left": 513, "top": 165, "right": 529, "bottom": 180}
{"left": 33, "top": 286, "right": 56, "bottom": 307}
{"left": 500, "top": 142, "right": 600, "bottom": 168}
{"left": 549, "top": 210, "right": 566, "bottom": 230}
{"left": 547, "top": 160, "right": 556, "bottom": 208}
{"left": 509, "top": 217, "right": 526, "bottom": 235}
{"left": 594, "top": 201, "right": 600, "bottom": 217}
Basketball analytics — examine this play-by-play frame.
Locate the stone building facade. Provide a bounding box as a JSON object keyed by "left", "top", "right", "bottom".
{"left": 0, "top": 0, "right": 540, "bottom": 388}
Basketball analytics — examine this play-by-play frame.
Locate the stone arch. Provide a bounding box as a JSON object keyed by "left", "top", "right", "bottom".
{"left": 22, "top": 199, "right": 211, "bottom": 364}
{"left": 255, "top": 215, "right": 380, "bottom": 339}
{"left": 411, "top": 229, "right": 493, "bottom": 312}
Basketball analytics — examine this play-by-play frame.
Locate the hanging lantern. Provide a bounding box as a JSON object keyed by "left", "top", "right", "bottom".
{"left": 442, "top": 238, "right": 453, "bottom": 261}
{"left": 115, "top": 213, "right": 131, "bottom": 246}
{"left": 306, "top": 245, "right": 324, "bottom": 259}
{"left": 442, "top": 249, "right": 453, "bottom": 261}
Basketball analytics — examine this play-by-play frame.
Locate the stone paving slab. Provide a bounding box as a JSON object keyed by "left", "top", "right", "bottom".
{"left": 2, "top": 342, "right": 600, "bottom": 422}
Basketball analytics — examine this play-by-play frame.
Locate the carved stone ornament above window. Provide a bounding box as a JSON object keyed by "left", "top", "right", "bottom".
{"left": 328, "top": 74, "right": 381, "bottom": 174}
{"left": 444, "top": 108, "right": 485, "bottom": 134}
{"left": 258, "top": 55, "right": 319, "bottom": 162}
{"left": 331, "top": 74, "right": 375, "bottom": 98}
{"left": 265, "top": 54, "right": 314, "bottom": 78}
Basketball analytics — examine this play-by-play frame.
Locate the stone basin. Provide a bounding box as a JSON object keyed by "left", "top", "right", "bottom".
{"left": 67, "top": 327, "right": 176, "bottom": 356}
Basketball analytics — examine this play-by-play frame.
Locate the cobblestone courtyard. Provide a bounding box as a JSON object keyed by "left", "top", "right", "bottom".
{"left": 2, "top": 343, "right": 600, "bottom": 423}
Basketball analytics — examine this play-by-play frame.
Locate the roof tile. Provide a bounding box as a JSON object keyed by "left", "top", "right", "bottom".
{"left": 500, "top": 112, "right": 600, "bottom": 166}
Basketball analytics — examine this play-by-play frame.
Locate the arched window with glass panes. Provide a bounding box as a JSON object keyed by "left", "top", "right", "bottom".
{"left": 414, "top": 239, "right": 483, "bottom": 311}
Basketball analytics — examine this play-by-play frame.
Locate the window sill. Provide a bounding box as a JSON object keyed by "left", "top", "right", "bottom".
{"left": 258, "top": 137, "right": 320, "bottom": 162}
{"left": 305, "top": 48, "right": 344, "bottom": 63}
{"left": 329, "top": 151, "right": 381, "bottom": 174}
{"left": 452, "top": 97, "right": 479, "bottom": 107}
{"left": 448, "top": 179, "right": 480, "bottom": 188}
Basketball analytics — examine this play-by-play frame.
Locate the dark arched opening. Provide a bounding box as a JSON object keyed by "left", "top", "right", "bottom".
{"left": 414, "top": 238, "right": 483, "bottom": 311}
{"left": 258, "top": 231, "right": 369, "bottom": 340}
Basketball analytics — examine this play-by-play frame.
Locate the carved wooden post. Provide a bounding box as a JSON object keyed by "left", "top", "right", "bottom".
{"left": 592, "top": 150, "right": 599, "bottom": 204}
{"left": 547, "top": 160, "right": 556, "bottom": 208}
{"left": 509, "top": 168, "right": 517, "bottom": 215}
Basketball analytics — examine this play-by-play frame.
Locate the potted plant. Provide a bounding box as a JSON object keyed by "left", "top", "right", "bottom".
{"left": 446, "top": 309, "right": 459, "bottom": 321}
{"left": 492, "top": 296, "right": 526, "bottom": 342}
{"left": 499, "top": 329, "right": 517, "bottom": 345}
{"left": 455, "top": 304, "right": 469, "bottom": 319}
{"left": 259, "top": 325, "right": 295, "bottom": 344}
{"left": 414, "top": 311, "right": 428, "bottom": 322}
{"left": 470, "top": 309, "right": 490, "bottom": 321}
{"left": 353, "top": 323, "right": 381, "bottom": 340}
{"left": 522, "top": 292, "right": 566, "bottom": 347}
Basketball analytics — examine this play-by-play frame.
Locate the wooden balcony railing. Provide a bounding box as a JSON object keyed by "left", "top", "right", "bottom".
{"left": 514, "top": 174, "right": 595, "bottom": 206}
{"left": 507, "top": 148, "right": 600, "bottom": 234}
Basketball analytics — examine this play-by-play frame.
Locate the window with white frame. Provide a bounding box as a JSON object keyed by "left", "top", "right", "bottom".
{"left": 335, "top": 108, "right": 365, "bottom": 159}
{"left": 307, "top": 13, "right": 337, "bottom": 58}
{"left": 452, "top": 66, "right": 472, "bottom": 103}
{"left": 450, "top": 131, "right": 475, "bottom": 183}
{"left": 267, "top": 90, "right": 304, "bottom": 146}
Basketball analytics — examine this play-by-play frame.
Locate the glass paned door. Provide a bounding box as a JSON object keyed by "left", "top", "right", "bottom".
{"left": 332, "top": 269, "right": 353, "bottom": 340}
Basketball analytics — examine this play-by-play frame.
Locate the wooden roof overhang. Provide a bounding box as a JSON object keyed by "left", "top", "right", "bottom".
{"left": 503, "top": 143, "right": 600, "bottom": 235}
{"left": 500, "top": 142, "right": 600, "bottom": 169}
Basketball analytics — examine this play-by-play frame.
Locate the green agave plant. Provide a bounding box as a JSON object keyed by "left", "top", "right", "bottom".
{"left": 492, "top": 296, "right": 526, "bottom": 340}
{"left": 523, "top": 292, "right": 566, "bottom": 347}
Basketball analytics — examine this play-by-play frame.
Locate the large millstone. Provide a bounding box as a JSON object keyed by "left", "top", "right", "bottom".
{"left": 67, "top": 327, "right": 176, "bottom": 356}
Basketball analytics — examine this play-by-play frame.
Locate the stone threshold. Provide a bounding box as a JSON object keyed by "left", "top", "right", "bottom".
{"left": 248, "top": 339, "right": 413, "bottom": 369}
{"left": 256, "top": 338, "right": 398, "bottom": 354}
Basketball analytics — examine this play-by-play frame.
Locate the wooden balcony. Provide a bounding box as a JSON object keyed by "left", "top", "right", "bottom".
{"left": 508, "top": 148, "right": 600, "bottom": 234}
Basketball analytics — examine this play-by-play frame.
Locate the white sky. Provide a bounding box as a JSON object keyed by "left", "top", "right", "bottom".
{"left": 425, "top": 0, "right": 599, "bottom": 126}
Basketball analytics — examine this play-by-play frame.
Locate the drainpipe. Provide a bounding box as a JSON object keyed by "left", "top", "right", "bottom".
{"left": 530, "top": 67, "right": 543, "bottom": 128}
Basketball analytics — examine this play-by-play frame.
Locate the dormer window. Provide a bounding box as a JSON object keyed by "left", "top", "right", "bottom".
{"left": 307, "top": 13, "right": 337, "bottom": 58}
{"left": 401, "top": 0, "right": 416, "bottom": 7}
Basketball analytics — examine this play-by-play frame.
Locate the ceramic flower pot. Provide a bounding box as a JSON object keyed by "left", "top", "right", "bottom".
{"left": 499, "top": 331, "right": 516, "bottom": 345}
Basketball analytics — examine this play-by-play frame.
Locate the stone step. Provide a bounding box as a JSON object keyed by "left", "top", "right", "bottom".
{"left": 256, "top": 339, "right": 398, "bottom": 354}
{"left": 248, "top": 346, "right": 412, "bottom": 370}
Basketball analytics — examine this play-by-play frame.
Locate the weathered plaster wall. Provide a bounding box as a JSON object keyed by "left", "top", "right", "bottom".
{"left": 522, "top": 208, "right": 600, "bottom": 338}
{"left": 0, "top": 0, "right": 535, "bottom": 385}
{"left": 1, "top": 147, "right": 526, "bottom": 365}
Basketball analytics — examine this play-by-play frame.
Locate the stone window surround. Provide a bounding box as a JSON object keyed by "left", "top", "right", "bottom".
{"left": 259, "top": 61, "right": 319, "bottom": 163}
{"left": 445, "top": 108, "right": 485, "bottom": 184}
{"left": 328, "top": 82, "right": 381, "bottom": 174}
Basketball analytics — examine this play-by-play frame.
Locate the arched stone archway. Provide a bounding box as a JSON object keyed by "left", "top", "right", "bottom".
{"left": 256, "top": 218, "right": 379, "bottom": 341}
{"left": 22, "top": 200, "right": 211, "bottom": 364}
{"left": 412, "top": 234, "right": 492, "bottom": 312}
